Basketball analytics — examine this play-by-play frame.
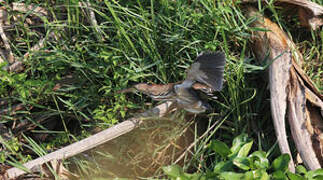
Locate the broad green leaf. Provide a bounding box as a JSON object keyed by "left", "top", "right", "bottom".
{"left": 249, "top": 151, "right": 269, "bottom": 169}
{"left": 219, "top": 172, "right": 244, "bottom": 180}
{"left": 272, "top": 170, "right": 288, "bottom": 180}
{"left": 244, "top": 169, "right": 269, "bottom": 180}
{"left": 231, "top": 133, "right": 249, "bottom": 154}
{"left": 233, "top": 157, "right": 250, "bottom": 170}
{"left": 237, "top": 141, "right": 253, "bottom": 157}
{"left": 209, "top": 140, "right": 231, "bottom": 158}
{"left": 306, "top": 169, "right": 323, "bottom": 180}
{"left": 244, "top": 171, "right": 253, "bottom": 180}
{"left": 185, "top": 173, "right": 204, "bottom": 180}
{"left": 311, "top": 169, "right": 323, "bottom": 177}
{"left": 296, "top": 165, "right": 307, "bottom": 175}
{"left": 255, "top": 169, "right": 269, "bottom": 179}
{"left": 259, "top": 171, "right": 270, "bottom": 180}
{"left": 287, "top": 172, "right": 305, "bottom": 180}
{"left": 214, "top": 161, "right": 234, "bottom": 174}
{"left": 272, "top": 154, "right": 290, "bottom": 172}
{"left": 162, "top": 165, "right": 184, "bottom": 178}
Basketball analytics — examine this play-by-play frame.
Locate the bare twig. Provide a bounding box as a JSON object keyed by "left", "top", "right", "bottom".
{"left": 23, "top": 31, "right": 57, "bottom": 59}
{"left": 79, "top": 1, "right": 104, "bottom": 41}
{"left": 0, "top": 21, "right": 15, "bottom": 64}
{"left": 3, "top": 30, "right": 58, "bottom": 73}
{"left": 0, "top": 103, "right": 24, "bottom": 115}
{"left": 5, "top": 101, "right": 175, "bottom": 179}
{"left": 0, "top": 5, "right": 14, "bottom": 63}
{"left": 0, "top": 3, "right": 55, "bottom": 72}
{"left": 0, "top": 48, "right": 5, "bottom": 63}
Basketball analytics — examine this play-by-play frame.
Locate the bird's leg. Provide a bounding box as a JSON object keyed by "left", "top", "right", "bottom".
{"left": 163, "top": 101, "right": 178, "bottom": 115}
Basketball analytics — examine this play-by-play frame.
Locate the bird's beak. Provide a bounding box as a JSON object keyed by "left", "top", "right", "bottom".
{"left": 115, "top": 87, "right": 137, "bottom": 94}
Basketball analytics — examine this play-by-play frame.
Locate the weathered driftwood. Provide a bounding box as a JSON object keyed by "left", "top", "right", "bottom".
{"left": 242, "top": 0, "right": 323, "bottom": 30}
{"left": 242, "top": 0, "right": 323, "bottom": 15}
{"left": 246, "top": 8, "right": 295, "bottom": 172}
{"left": 288, "top": 67, "right": 321, "bottom": 169}
{"left": 5, "top": 101, "right": 175, "bottom": 179}
{"left": 246, "top": 6, "right": 323, "bottom": 171}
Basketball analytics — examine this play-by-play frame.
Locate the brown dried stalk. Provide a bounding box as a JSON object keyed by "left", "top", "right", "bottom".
{"left": 79, "top": 1, "right": 104, "bottom": 41}
{"left": 0, "top": 17, "right": 15, "bottom": 64}
{"left": 0, "top": 103, "right": 25, "bottom": 115}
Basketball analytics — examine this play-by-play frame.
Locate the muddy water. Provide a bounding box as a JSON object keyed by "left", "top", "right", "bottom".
{"left": 75, "top": 114, "right": 204, "bottom": 179}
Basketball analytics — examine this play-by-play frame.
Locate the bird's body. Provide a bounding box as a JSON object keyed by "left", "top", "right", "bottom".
{"left": 118, "top": 51, "right": 226, "bottom": 113}
{"left": 133, "top": 83, "right": 177, "bottom": 101}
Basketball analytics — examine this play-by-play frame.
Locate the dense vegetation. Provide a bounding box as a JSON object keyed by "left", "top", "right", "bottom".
{"left": 0, "top": 0, "right": 322, "bottom": 179}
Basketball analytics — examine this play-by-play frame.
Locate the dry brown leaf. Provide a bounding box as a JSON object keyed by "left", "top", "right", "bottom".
{"left": 12, "top": 2, "right": 48, "bottom": 16}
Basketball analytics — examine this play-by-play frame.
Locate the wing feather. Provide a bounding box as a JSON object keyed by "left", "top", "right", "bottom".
{"left": 186, "top": 52, "right": 226, "bottom": 91}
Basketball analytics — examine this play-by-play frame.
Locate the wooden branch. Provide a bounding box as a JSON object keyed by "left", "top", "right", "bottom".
{"left": 5, "top": 101, "right": 175, "bottom": 179}
{"left": 288, "top": 68, "right": 321, "bottom": 169}
{"left": 279, "top": 0, "right": 323, "bottom": 16}
{"left": 246, "top": 6, "right": 322, "bottom": 171}
{"left": 242, "top": 0, "right": 323, "bottom": 16}
{"left": 241, "top": 0, "right": 323, "bottom": 30}
{"left": 246, "top": 8, "right": 295, "bottom": 172}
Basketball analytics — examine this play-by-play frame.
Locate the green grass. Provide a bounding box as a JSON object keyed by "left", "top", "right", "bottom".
{"left": 0, "top": 0, "right": 322, "bottom": 179}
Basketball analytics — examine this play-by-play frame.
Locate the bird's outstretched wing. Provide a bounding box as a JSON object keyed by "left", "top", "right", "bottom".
{"left": 186, "top": 51, "right": 226, "bottom": 91}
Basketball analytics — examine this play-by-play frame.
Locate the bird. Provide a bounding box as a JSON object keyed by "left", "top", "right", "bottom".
{"left": 118, "top": 51, "right": 226, "bottom": 113}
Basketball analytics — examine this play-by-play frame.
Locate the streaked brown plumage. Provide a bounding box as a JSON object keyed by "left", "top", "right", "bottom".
{"left": 118, "top": 51, "right": 226, "bottom": 113}
{"left": 117, "top": 82, "right": 213, "bottom": 101}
